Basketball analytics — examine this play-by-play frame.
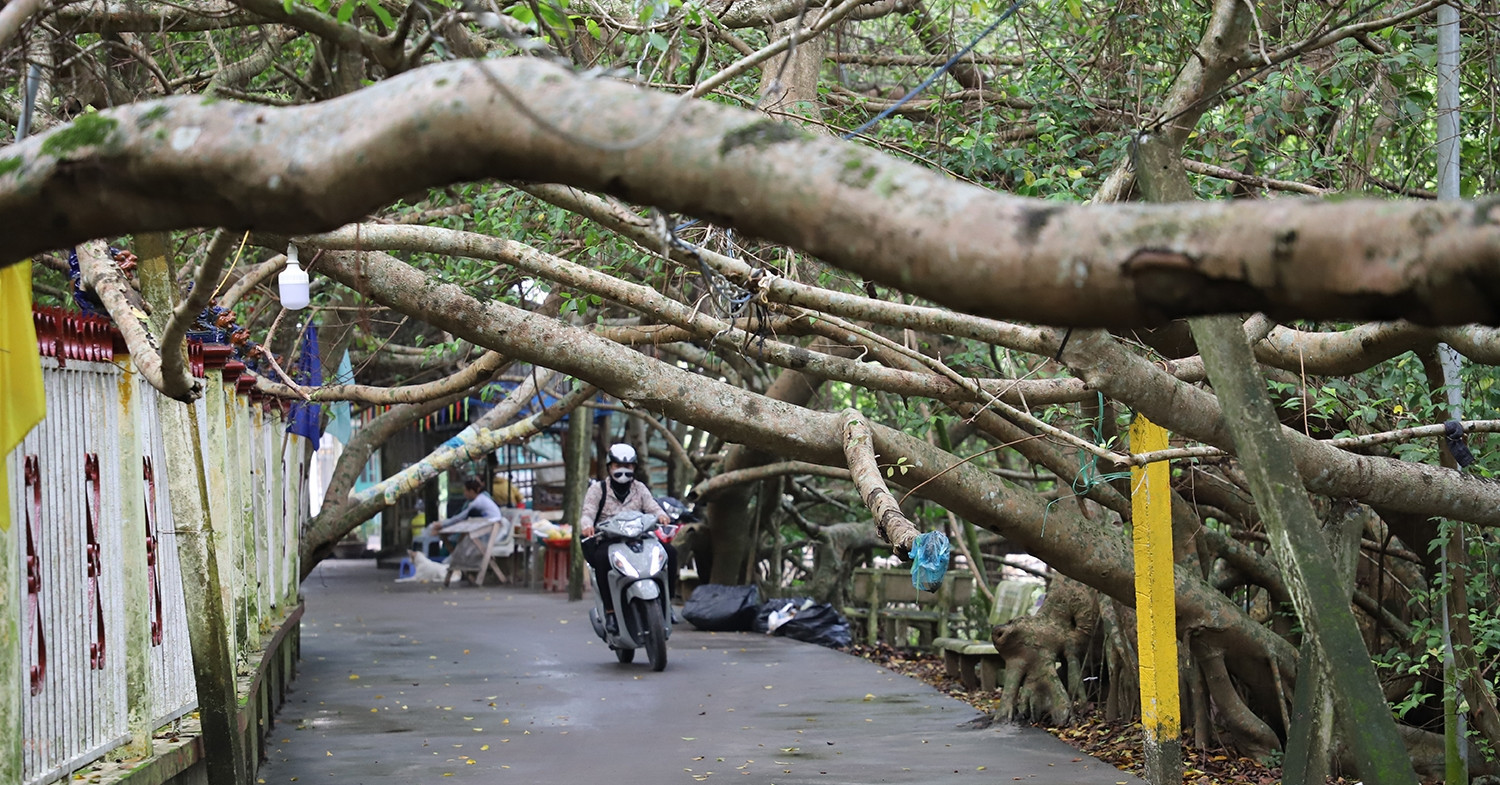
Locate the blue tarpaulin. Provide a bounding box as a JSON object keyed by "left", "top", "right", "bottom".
{"left": 326, "top": 349, "right": 354, "bottom": 444}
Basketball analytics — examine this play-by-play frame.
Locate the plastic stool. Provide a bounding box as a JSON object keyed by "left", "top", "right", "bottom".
{"left": 398, "top": 558, "right": 415, "bottom": 579}
{"left": 543, "top": 541, "right": 571, "bottom": 592}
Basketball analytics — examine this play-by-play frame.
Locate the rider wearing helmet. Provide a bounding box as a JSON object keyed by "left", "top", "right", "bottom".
{"left": 581, "top": 444, "right": 672, "bottom": 634}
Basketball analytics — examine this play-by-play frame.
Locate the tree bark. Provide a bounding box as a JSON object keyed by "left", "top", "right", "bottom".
{"left": 7, "top": 58, "right": 1500, "bottom": 326}
{"left": 1191, "top": 314, "right": 1417, "bottom": 784}
{"left": 311, "top": 241, "right": 1300, "bottom": 677}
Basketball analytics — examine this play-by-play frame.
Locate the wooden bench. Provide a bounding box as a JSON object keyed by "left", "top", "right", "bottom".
{"left": 843, "top": 568, "right": 975, "bottom": 647}
{"left": 931, "top": 579, "right": 1044, "bottom": 690}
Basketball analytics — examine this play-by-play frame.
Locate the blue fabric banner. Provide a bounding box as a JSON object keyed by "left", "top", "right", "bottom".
{"left": 287, "top": 323, "right": 323, "bottom": 443}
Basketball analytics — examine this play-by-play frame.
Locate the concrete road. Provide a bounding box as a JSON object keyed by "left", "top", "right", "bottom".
{"left": 255, "top": 559, "right": 1142, "bottom": 785}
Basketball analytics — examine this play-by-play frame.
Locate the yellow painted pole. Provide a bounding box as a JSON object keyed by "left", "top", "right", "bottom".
{"left": 1130, "top": 414, "right": 1181, "bottom": 785}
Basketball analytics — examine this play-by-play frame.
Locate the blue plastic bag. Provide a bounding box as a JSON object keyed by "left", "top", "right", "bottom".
{"left": 909, "top": 530, "right": 951, "bottom": 592}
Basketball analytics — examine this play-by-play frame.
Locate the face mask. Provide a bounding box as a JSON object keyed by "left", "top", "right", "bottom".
{"left": 611, "top": 469, "right": 634, "bottom": 484}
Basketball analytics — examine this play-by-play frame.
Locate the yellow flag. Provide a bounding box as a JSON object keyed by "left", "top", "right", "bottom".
{"left": 1, "top": 260, "right": 46, "bottom": 457}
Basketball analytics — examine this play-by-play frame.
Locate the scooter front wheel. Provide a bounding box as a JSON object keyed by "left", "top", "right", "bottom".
{"left": 615, "top": 646, "right": 635, "bottom": 664}
{"left": 638, "top": 598, "right": 668, "bottom": 672}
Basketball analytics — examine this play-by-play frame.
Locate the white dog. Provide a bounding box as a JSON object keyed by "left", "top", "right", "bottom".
{"left": 395, "top": 551, "right": 450, "bottom": 584}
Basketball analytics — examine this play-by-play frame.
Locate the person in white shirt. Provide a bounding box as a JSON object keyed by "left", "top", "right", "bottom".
{"left": 430, "top": 478, "right": 503, "bottom": 535}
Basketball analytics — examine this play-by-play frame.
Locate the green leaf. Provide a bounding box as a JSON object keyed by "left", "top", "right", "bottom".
{"left": 283, "top": 0, "right": 296, "bottom": 12}
{"left": 365, "top": 0, "right": 395, "bottom": 27}
{"left": 508, "top": 4, "right": 535, "bottom": 24}
{"left": 647, "top": 31, "right": 669, "bottom": 52}
{"left": 335, "top": 0, "right": 357, "bottom": 23}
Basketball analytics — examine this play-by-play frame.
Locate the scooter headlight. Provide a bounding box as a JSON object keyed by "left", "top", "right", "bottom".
{"left": 609, "top": 549, "right": 640, "bottom": 578}
{"left": 648, "top": 545, "right": 667, "bottom": 576}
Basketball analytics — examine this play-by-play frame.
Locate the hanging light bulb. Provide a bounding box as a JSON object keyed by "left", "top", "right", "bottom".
{"left": 278, "top": 243, "right": 310, "bottom": 311}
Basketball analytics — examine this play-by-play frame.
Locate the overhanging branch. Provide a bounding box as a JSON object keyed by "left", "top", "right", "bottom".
{"left": 841, "top": 409, "right": 921, "bottom": 554}
{"left": 76, "top": 240, "right": 202, "bottom": 402}
{"left": 4, "top": 58, "right": 1500, "bottom": 326}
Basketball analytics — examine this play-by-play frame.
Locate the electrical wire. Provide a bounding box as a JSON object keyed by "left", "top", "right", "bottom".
{"left": 843, "top": 0, "right": 1028, "bottom": 140}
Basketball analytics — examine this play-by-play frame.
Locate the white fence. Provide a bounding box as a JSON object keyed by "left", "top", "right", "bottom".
{"left": 7, "top": 309, "right": 306, "bottom": 785}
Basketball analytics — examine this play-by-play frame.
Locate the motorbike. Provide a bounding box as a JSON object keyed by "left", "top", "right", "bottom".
{"left": 586, "top": 510, "right": 672, "bottom": 671}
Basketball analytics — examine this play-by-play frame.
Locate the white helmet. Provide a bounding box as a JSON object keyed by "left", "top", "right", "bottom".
{"left": 607, "top": 443, "right": 638, "bottom": 465}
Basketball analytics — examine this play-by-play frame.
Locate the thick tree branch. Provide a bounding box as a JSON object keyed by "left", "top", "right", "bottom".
{"left": 902, "top": 0, "right": 984, "bottom": 90}
{"left": 691, "top": 460, "right": 852, "bottom": 501}
{"left": 0, "top": 0, "right": 47, "bottom": 51}
{"left": 207, "top": 25, "right": 299, "bottom": 96}
{"left": 218, "top": 253, "right": 286, "bottom": 308}
{"left": 51, "top": 1, "right": 263, "bottom": 31}
{"left": 7, "top": 58, "right": 1500, "bottom": 325}
{"left": 256, "top": 349, "right": 507, "bottom": 402}
{"left": 319, "top": 378, "right": 594, "bottom": 555}
{"left": 302, "top": 382, "right": 495, "bottom": 568}
{"left": 309, "top": 240, "right": 1299, "bottom": 678}
{"left": 227, "top": 0, "right": 403, "bottom": 71}
{"left": 156, "top": 228, "right": 234, "bottom": 399}
{"left": 1252, "top": 323, "right": 1500, "bottom": 376}
{"left": 841, "top": 408, "right": 923, "bottom": 554}
{"left": 1181, "top": 158, "right": 1329, "bottom": 196}
{"left": 1063, "top": 328, "right": 1500, "bottom": 527}
{"left": 76, "top": 240, "right": 202, "bottom": 402}
{"left": 1094, "top": 0, "right": 1251, "bottom": 202}
{"left": 688, "top": 0, "right": 869, "bottom": 99}
{"left": 1191, "top": 313, "right": 1416, "bottom": 783}
{"left": 294, "top": 228, "right": 994, "bottom": 405}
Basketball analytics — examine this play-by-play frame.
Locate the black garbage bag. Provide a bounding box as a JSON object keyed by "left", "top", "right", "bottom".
{"left": 682, "top": 584, "right": 761, "bottom": 631}
{"left": 754, "top": 598, "right": 851, "bottom": 649}
{"left": 779, "top": 603, "right": 852, "bottom": 648}
{"left": 753, "top": 597, "right": 814, "bottom": 633}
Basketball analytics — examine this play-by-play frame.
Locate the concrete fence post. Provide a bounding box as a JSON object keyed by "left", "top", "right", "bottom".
{"left": 117, "top": 358, "right": 154, "bottom": 758}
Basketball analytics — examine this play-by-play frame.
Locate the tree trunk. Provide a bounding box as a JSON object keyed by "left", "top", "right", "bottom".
{"left": 991, "top": 574, "right": 1096, "bottom": 726}
{"left": 1191, "top": 313, "right": 1417, "bottom": 784}
{"left": 565, "top": 399, "right": 592, "bottom": 601}
{"left": 704, "top": 369, "right": 821, "bottom": 584}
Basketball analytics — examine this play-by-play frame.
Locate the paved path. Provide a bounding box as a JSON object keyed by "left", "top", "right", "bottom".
{"left": 256, "top": 560, "right": 1142, "bottom": 785}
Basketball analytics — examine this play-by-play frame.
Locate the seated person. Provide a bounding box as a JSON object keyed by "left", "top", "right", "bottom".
{"left": 428, "top": 478, "right": 503, "bottom": 543}
{"left": 492, "top": 475, "right": 525, "bottom": 508}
